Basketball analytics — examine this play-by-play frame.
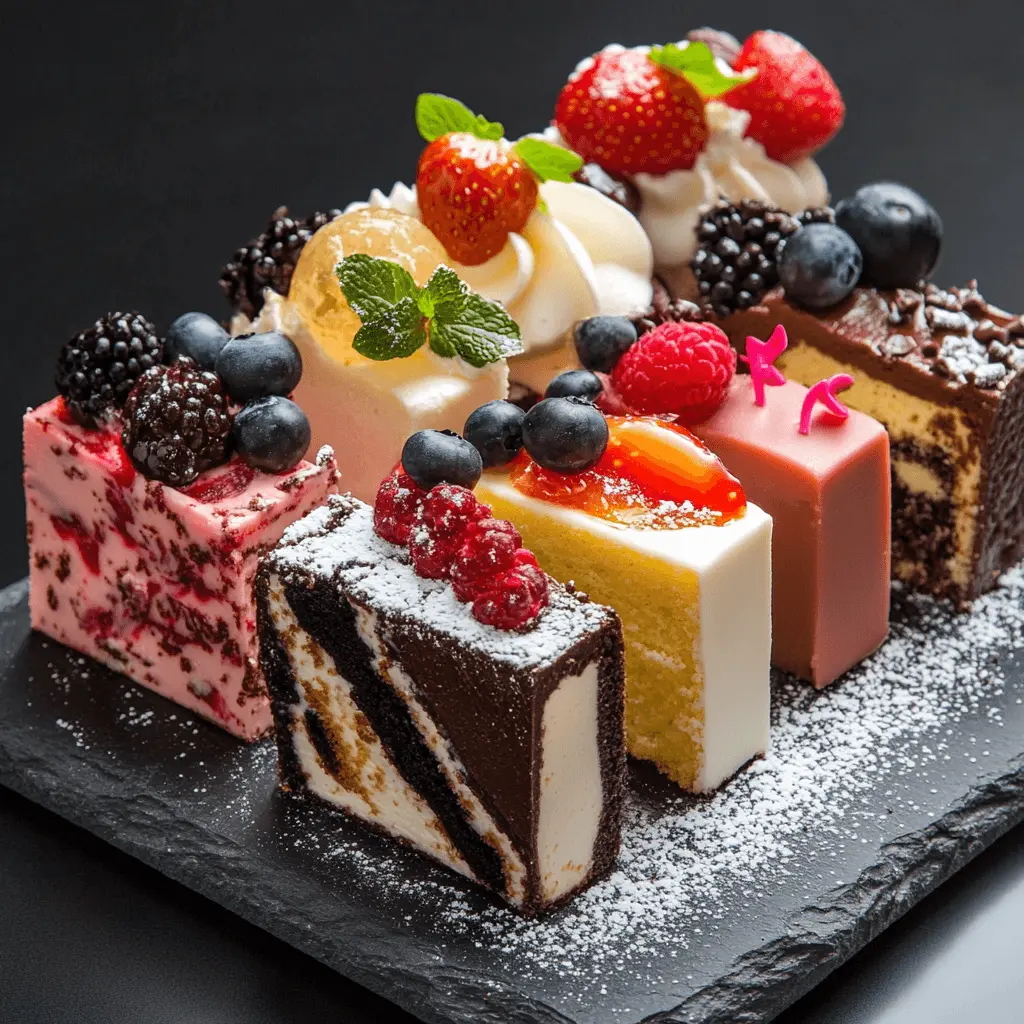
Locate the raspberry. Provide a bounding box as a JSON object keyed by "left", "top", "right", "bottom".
{"left": 450, "top": 517, "right": 523, "bottom": 601}
{"left": 472, "top": 567, "right": 548, "bottom": 630}
{"left": 420, "top": 484, "right": 484, "bottom": 537}
{"left": 611, "top": 321, "right": 737, "bottom": 424}
{"left": 373, "top": 472, "right": 426, "bottom": 545}
{"left": 409, "top": 524, "right": 462, "bottom": 580}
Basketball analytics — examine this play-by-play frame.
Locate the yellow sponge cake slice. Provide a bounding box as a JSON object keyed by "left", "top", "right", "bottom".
{"left": 476, "top": 416, "right": 771, "bottom": 792}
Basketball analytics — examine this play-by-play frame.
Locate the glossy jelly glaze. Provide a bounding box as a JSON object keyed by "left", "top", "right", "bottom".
{"left": 508, "top": 416, "right": 746, "bottom": 529}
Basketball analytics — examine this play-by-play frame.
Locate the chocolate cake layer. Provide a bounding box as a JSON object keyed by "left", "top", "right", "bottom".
{"left": 721, "top": 283, "right": 1024, "bottom": 604}
{"left": 256, "top": 494, "right": 626, "bottom": 914}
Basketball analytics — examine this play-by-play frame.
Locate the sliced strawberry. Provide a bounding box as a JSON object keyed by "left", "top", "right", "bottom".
{"left": 723, "top": 31, "right": 844, "bottom": 163}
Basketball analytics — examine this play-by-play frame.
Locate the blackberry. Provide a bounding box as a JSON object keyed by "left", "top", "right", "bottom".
{"left": 219, "top": 205, "right": 341, "bottom": 320}
{"left": 573, "top": 163, "right": 640, "bottom": 215}
{"left": 797, "top": 206, "right": 836, "bottom": 227}
{"left": 631, "top": 278, "right": 705, "bottom": 335}
{"left": 122, "top": 360, "right": 233, "bottom": 487}
{"left": 55, "top": 312, "right": 164, "bottom": 428}
{"left": 691, "top": 199, "right": 798, "bottom": 317}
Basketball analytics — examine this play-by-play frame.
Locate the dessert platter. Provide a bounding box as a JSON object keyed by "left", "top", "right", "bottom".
{"left": 4, "top": 25, "right": 1024, "bottom": 1023}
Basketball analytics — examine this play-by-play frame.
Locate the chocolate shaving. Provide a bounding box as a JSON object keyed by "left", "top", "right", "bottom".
{"left": 879, "top": 334, "right": 916, "bottom": 358}
{"left": 968, "top": 363, "right": 1008, "bottom": 388}
{"left": 975, "top": 319, "right": 1008, "bottom": 344}
{"left": 926, "top": 307, "right": 972, "bottom": 334}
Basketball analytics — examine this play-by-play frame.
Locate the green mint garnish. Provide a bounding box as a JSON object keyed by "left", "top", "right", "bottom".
{"left": 513, "top": 137, "right": 584, "bottom": 183}
{"left": 336, "top": 256, "right": 523, "bottom": 368}
{"left": 415, "top": 94, "right": 504, "bottom": 143}
{"left": 648, "top": 41, "right": 756, "bottom": 98}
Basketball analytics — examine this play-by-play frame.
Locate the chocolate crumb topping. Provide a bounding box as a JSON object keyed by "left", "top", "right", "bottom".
{"left": 879, "top": 335, "right": 916, "bottom": 358}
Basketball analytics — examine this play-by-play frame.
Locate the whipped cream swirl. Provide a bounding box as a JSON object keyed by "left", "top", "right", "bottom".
{"left": 345, "top": 179, "right": 654, "bottom": 362}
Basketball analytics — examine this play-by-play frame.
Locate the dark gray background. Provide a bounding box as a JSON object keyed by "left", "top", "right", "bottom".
{"left": 3, "top": 0, "right": 1023, "bottom": 1020}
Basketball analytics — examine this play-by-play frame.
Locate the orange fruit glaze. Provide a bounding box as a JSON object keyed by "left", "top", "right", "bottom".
{"left": 507, "top": 416, "right": 746, "bottom": 529}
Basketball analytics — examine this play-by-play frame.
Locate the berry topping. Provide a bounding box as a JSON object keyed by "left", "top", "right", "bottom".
{"left": 722, "top": 31, "right": 845, "bottom": 163}
{"left": 55, "top": 312, "right": 164, "bottom": 428}
{"left": 372, "top": 470, "right": 549, "bottom": 629}
{"left": 401, "top": 429, "right": 483, "bottom": 491}
{"left": 777, "top": 223, "right": 863, "bottom": 310}
{"left": 414, "top": 95, "right": 582, "bottom": 267}
{"left": 220, "top": 205, "right": 341, "bottom": 320}
{"left": 834, "top": 182, "right": 942, "bottom": 290}
{"left": 691, "top": 199, "right": 798, "bottom": 317}
{"left": 572, "top": 163, "right": 640, "bottom": 214}
{"left": 464, "top": 400, "right": 525, "bottom": 467}
{"left": 797, "top": 206, "right": 836, "bottom": 227}
{"left": 418, "top": 133, "right": 536, "bottom": 266}
{"left": 373, "top": 473, "right": 425, "bottom": 545}
{"left": 554, "top": 47, "right": 708, "bottom": 177}
{"left": 522, "top": 397, "right": 609, "bottom": 473}
{"left": 121, "top": 360, "right": 233, "bottom": 487}
{"left": 631, "top": 279, "right": 705, "bottom": 335}
{"left": 165, "top": 312, "right": 230, "bottom": 370}
{"left": 215, "top": 331, "right": 303, "bottom": 404}
{"left": 611, "top": 321, "right": 736, "bottom": 423}
{"left": 231, "top": 395, "right": 311, "bottom": 473}
{"left": 545, "top": 369, "right": 603, "bottom": 403}
{"left": 573, "top": 315, "right": 638, "bottom": 373}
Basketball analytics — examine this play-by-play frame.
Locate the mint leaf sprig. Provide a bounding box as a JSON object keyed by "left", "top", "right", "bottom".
{"left": 648, "top": 41, "right": 757, "bottom": 98}
{"left": 415, "top": 93, "right": 583, "bottom": 184}
{"left": 336, "top": 255, "right": 523, "bottom": 369}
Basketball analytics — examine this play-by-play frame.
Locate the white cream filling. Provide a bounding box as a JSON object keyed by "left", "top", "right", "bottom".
{"left": 537, "top": 661, "right": 603, "bottom": 902}
{"left": 265, "top": 575, "right": 472, "bottom": 879}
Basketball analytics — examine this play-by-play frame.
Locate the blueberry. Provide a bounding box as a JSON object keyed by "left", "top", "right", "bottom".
{"left": 545, "top": 369, "right": 603, "bottom": 403}
{"left": 233, "top": 396, "right": 311, "bottom": 473}
{"left": 165, "top": 312, "right": 230, "bottom": 370}
{"left": 464, "top": 401, "right": 525, "bottom": 468}
{"left": 522, "top": 397, "right": 609, "bottom": 473}
{"left": 777, "top": 224, "right": 863, "bottom": 310}
{"left": 835, "top": 182, "right": 942, "bottom": 289}
{"left": 573, "top": 316, "right": 637, "bottom": 373}
{"left": 215, "top": 331, "right": 302, "bottom": 403}
{"left": 402, "top": 430, "right": 483, "bottom": 490}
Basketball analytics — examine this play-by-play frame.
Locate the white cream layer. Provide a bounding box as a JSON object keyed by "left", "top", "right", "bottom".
{"left": 537, "top": 660, "right": 603, "bottom": 902}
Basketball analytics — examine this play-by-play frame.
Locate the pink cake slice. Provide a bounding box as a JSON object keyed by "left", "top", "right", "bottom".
{"left": 24, "top": 397, "right": 338, "bottom": 739}
{"left": 693, "top": 377, "right": 891, "bottom": 688}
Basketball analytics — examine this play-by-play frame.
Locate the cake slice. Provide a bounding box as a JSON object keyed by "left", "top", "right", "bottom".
{"left": 693, "top": 371, "right": 891, "bottom": 687}
{"left": 722, "top": 283, "right": 1024, "bottom": 604}
{"left": 257, "top": 493, "right": 626, "bottom": 914}
{"left": 473, "top": 411, "right": 771, "bottom": 793}
{"left": 26, "top": 310, "right": 337, "bottom": 739}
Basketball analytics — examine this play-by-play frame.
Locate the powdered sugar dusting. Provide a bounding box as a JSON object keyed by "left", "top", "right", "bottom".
{"left": 283, "top": 568, "right": 1024, "bottom": 989}
{"left": 269, "top": 494, "right": 613, "bottom": 668}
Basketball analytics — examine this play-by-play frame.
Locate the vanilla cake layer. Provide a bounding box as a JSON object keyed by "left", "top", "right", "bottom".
{"left": 474, "top": 477, "right": 772, "bottom": 793}
{"left": 256, "top": 495, "right": 626, "bottom": 914}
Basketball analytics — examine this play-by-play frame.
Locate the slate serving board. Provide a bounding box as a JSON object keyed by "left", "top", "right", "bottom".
{"left": 1, "top": 573, "right": 1024, "bottom": 1024}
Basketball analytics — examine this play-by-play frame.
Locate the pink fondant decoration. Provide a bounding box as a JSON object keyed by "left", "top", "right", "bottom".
{"left": 799, "top": 373, "right": 855, "bottom": 435}
{"left": 693, "top": 378, "right": 890, "bottom": 689}
{"left": 740, "top": 324, "right": 789, "bottom": 406}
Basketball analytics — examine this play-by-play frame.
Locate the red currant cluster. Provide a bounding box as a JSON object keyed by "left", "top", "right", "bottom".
{"left": 374, "top": 473, "right": 549, "bottom": 630}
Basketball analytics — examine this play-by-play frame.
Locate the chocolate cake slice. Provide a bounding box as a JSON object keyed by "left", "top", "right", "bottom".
{"left": 256, "top": 494, "right": 626, "bottom": 915}
{"left": 721, "top": 283, "right": 1024, "bottom": 604}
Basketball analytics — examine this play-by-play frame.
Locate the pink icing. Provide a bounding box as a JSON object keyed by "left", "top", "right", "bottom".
{"left": 24, "top": 397, "right": 338, "bottom": 740}
{"left": 740, "top": 324, "right": 788, "bottom": 406}
{"left": 799, "top": 374, "right": 854, "bottom": 435}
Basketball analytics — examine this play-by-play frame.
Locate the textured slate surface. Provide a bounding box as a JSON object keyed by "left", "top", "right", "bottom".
{"left": 1, "top": 575, "right": 1023, "bottom": 1024}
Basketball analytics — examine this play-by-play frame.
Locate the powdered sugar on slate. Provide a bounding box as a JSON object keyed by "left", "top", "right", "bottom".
{"left": 298, "top": 568, "right": 1024, "bottom": 983}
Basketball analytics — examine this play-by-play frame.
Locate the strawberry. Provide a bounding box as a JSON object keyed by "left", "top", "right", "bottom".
{"left": 417, "top": 134, "right": 538, "bottom": 266}
{"left": 723, "top": 31, "right": 845, "bottom": 163}
{"left": 414, "top": 94, "right": 584, "bottom": 267}
{"left": 554, "top": 48, "right": 708, "bottom": 177}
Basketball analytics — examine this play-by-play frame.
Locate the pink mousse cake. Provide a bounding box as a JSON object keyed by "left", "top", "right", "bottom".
{"left": 25, "top": 396, "right": 337, "bottom": 739}
{"left": 693, "top": 372, "right": 890, "bottom": 688}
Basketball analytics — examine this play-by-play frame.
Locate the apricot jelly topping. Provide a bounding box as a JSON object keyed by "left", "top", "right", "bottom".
{"left": 508, "top": 416, "right": 746, "bottom": 529}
